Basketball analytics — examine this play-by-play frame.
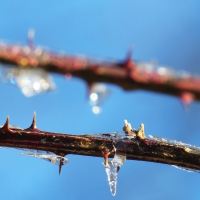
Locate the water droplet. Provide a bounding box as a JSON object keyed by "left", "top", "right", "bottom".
{"left": 89, "top": 83, "right": 109, "bottom": 114}
{"left": 0, "top": 64, "right": 56, "bottom": 97}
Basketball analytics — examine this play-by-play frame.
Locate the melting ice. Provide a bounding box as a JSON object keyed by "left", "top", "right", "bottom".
{"left": 21, "top": 153, "right": 69, "bottom": 165}
{"left": 103, "top": 153, "right": 126, "bottom": 196}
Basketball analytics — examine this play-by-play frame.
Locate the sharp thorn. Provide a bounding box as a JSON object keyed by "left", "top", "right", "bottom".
{"left": 124, "top": 47, "right": 134, "bottom": 70}
{"left": 27, "top": 28, "right": 35, "bottom": 49}
{"left": 2, "top": 116, "right": 9, "bottom": 131}
{"left": 59, "top": 159, "right": 63, "bottom": 175}
{"left": 25, "top": 112, "right": 38, "bottom": 130}
{"left": 102, "top": 149, "right": 110, "bottom": 166}
{"left": 1, "top": 116, "right": 14, "bottom": 133}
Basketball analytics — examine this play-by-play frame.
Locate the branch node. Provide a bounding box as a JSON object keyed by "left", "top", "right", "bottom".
{"left": 123, "top": 120, "right": 136, "bottom": 136}
{"left": 137, "top": 123, "right": 146, "bottom": 139}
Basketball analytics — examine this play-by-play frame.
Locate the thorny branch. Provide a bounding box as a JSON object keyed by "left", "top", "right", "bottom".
{"left": 0, "top": 42, "right": 200, "bottom": 102}
{"left": 1, "top": 113, "right": 200, "bottom": 172}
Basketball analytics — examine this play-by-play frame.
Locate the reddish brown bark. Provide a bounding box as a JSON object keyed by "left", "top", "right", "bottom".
{"left": 0, "top": 43, "right": 200, "bottom": 101}
{"left": 0, "top": 115, "right": 200, "bottom": 172}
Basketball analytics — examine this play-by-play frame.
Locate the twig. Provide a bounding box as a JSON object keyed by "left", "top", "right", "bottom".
{"left": 0, "top": 43, "right": 200, "bottom": 102}
{"left": 1, "top": 114, "right": 200, "bottom": 172}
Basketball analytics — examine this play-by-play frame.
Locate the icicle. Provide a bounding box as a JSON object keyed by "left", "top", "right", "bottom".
{"left": 88, "top": 83, "right": 110, "bottom": 114}
{"left": 21, "top": 153, "right": 69, "bottom": 174}
{"left": 0, "top": 64, "right": 56, "bottom": 97}
{"left": 103, "top": 152, "right": 126, "bottom": 196}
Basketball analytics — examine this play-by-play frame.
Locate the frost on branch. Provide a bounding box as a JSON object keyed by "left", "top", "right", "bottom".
{"left": 103, "top": 151, "right": 126, "bottom": 196}
{"left": 21, "top": 153, "right": 69, "bottom": 174}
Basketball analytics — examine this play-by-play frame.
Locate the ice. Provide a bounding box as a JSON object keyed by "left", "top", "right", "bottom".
{"left": 172, "top": 165, "right": 200, "bottom": 173}
{"left": 0, "top": 124, "right": 23, "bottom": 130}
{"left": 89, "top": 83, "right": 110, "bottom": 114}
{"left": 21, "top": 153, "right": 69, "bottom": 165}
{"left": 84, "top": 131, "right": 136, "bottom": 140}
{"left": 0, "top": 64, "right": 55, "bottom": 97}
{"left": 103, "top": 153, "right": 126, "bottom": 196}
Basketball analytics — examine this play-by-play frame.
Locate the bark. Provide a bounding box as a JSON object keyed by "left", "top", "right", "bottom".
{"left": 0, "top": 43, "right": 200, "bottom": 101}
{"left": 1, "top": 115, "right": 200, "bottom": 172}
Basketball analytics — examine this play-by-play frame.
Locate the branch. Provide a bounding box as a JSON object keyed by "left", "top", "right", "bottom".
{"left": 1, "top": 114, "right": 200, "bottom": 172}
{"left": 0, "top": 43, "right": 200, "bottom": 103}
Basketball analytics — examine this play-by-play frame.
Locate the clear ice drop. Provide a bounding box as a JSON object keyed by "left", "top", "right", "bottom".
{"left": 21, "top": 153, "right": 69, "bottom": 165}
{"left": 103, "top": 153, "right": 126, "bottom": 196}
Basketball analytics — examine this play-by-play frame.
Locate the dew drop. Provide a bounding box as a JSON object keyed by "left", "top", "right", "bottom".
{"left": 0, "top": 64, "right": 56, "bottom": 97}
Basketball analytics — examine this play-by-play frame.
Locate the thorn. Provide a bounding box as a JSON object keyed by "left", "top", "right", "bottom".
{"left": 59, "top": 159, "right": 63, "bottom": 175}
{"left": 26, "top": 112, "right": 38, "bottom": 130}
{"left": 2, "top": 116, "right": 9, "bottom": 131}
{"left": 124, "top": 47, "right": 134, "bottom": 70}
{"left": 102, "top": 149, "right": 111, "bottom": 166}
{"left": 1, "top": 116, "right": 14, "bottom": 133}
{"left": 180, "top": 92, "right": 195, "bottom": 109}
{"left": 27, "top": 28, "right": 35, "bottom": 50}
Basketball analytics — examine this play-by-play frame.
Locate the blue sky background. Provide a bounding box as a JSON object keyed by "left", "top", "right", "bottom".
{"left": 0, "top": 1, "right": 200, "bottom": 200}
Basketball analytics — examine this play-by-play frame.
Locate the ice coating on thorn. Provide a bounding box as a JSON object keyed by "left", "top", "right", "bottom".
{"left": 21, "top": 153, "right": 69, "bottom": 165}
{"left": 103, "top": 152, "right": 126, "bottom": 196}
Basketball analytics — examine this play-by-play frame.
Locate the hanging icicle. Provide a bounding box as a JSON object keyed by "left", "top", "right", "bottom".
{"left": 103, "top": 152, "right": 126, "bottom": 196}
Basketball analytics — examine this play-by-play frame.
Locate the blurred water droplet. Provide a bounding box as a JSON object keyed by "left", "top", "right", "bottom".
{"left": 0, "top": 64, "right": 56, "bottom": 97}
{"left": 89, "top": 83, "right": 109, "bottom": 114}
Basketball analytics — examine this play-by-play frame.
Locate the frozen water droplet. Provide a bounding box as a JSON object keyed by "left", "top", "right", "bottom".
{"left": 103, "top": 152, "right": 126, "bottom": 196}
{"left": 21, "top": 153, "right": 69, "bottom": 165}
{"left": 89, "top": 83, "right": 109, "bottom": 114}
{"left": 0, "top": 64, "right": 56, "bottom": 96}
